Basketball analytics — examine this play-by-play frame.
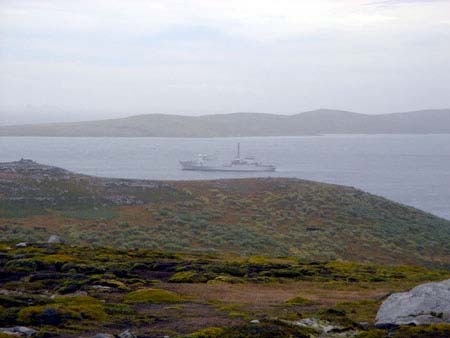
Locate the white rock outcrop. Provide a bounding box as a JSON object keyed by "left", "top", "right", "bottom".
{"left": 47, "top": 235, "right": 64, "bottom": 244}
{"left": 376, "top": 279, "right": 450, "bottom": 326}
{"left": 0, "top": 326, "right": 37, "bottom": 337}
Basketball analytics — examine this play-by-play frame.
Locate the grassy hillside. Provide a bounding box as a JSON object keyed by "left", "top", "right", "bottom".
{"left": 1, "top": 160, "right": 450, "bottom": 267}
{"left": 0, "top": 109, "right": 449, "bottom": 137}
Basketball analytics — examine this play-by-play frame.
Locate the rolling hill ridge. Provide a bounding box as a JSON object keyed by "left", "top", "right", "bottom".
{"left": 0, "top": 109, "right": 449, "bottom": 137}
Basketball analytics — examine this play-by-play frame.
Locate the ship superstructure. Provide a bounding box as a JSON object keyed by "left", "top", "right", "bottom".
{"left": 180, "top": 143, "right": 276, "bottom": 172}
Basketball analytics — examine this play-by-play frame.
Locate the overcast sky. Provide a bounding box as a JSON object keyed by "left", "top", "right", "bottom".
{"left": 0, "top": 0, "right": 450, "bottom": 124}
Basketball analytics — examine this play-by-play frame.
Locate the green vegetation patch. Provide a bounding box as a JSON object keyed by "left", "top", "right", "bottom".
{"left": 209, "top": 301, "right": 250, "bottom": 320}
{"left": 392, "top": 324, "right": 450, "bottom": 338}
{"left": 333, "top": 299, "right": 381, "bottom": 323}
{"left": 169, "top": 271, "right": 213, "bottom": 283}
{"left": 284, "top": 296, "right": 316, "bottom": 306}
{"left": 60, "top": 207, "right": 118, "bottom": 220}
{"left": 214, "top": 321, "right": 317, "bottom": 338}
{"left": 18, "top": 295, "right": 107, "bottom": 325}
{"left": 124, "top": 288, "right": 185, "bottom": 304}
{"left": 0, "top": 203, "right": 47, "bottom": 218}
{"left": 186, "top": 327, "right": 224, "bottom": 338}
{"left": 355, "top": 330, "right": 387, "bottom": 338}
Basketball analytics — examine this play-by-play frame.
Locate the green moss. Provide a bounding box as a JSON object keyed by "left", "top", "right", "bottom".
{"left": 124, "top": 288, "right": 184, "bottom": 304}
{"left": 18, "top": 296, "right": 107, "bottom": 325}
{"left": 186, "top": 327, "right": 224, "bottom": 338}
{"left": 393, "top": 324, "right": 450, "bottom": 338}
{"left": 104, "top": 302, "right": 134, "bottom": 316}
{"left": 334, "top": 299, "right": 380, "bottom": 323}
{"left": 217, "top": 322, "right": 316, "bottom": 338}
{"left": 169, "top": 271, "right": 213, "bottom": 283}
{"left": 355, "top": 330, "right": 387, "bottom": 338}
{"left": 209, "top": 301, "right": 250, "bottom": 320}
{"left": 4, "top": 254, "right": 77, "bottom": 273}
{"left": 316, "top": 307, "right": 355, "bottom": 327}
{"left": 169, "top": 271, "right": 198, "bottom": 283}
{"left": 18, "top": 304, "right": 78, "bottom": 325}
{"left": 0, "top": 293, "right": 49, "bottom": 308}
{"left": 52, "top": 295, "right": 98, "bottom": 305}
{"left": 284, "top": 296, "right": 315, "bottom": 306}
{"left": 0, "top": 333, "right": 16, "bottom": 338}
{"left": 5, "top": 258, "right": 38, "bottom": 272}
{"left": 247, "top": 256, "right": 272, "bottom": 265}
{"left": 38, "top": 254, "right": 76, "bottom": 264}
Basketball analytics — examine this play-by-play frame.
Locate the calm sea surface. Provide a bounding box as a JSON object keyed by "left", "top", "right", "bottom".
{"left": 1, "top": 135, "right": 449, "bottom": 220}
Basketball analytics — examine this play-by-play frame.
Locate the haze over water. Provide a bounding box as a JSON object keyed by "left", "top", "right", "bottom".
{"left": 1, "top": 134, "right": 449, "bottom": 220}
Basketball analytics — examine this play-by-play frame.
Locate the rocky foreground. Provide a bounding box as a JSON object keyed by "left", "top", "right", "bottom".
{"left": 3, "top": 160, "right": 450, "bottom": 336}
{"left": 1, "top": 240, "right": 450, "bottom": 337}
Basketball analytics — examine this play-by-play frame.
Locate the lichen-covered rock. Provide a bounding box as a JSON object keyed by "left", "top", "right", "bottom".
{"left": 0, "top": 326, "right": 37, "bottom": 336}
{"left": 118, "top": 330, "right": 136, "bottom": 338}
{"left": 376, "top": 279, "right": 450, "bottom": 326}
{"left": 48, "top": 235, "right": 64, "bottom": 244}
{"left": 90, "top": 285, "right": 113, "bottom": 292}
{"left": 294, "top": 318, "right": 340, "bottom": 333}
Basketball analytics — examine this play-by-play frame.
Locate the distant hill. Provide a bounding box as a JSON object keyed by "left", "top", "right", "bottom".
{"left": 2, "top": 159, "right": 450, "bottom": 267}
{"left": 0, "top": 109, "right": 449, "bottom": 137}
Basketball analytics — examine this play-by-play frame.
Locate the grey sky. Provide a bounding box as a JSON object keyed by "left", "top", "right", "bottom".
{"left": 0, "top": 0, "right": 449, "bottom": 124}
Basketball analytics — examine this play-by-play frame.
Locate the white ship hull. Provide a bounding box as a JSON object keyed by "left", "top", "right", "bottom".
{"left": 180, "top": 161, "right": 276, "bottom": 172}
{"left": 179, "top": 143, "right": 276, "bottom": 172}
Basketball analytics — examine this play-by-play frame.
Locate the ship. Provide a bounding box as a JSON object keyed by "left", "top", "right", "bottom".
{"left": 180, "top": 143, "right": 276, "bottom": 172}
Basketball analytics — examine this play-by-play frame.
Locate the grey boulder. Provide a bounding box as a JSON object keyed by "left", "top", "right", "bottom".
{"left": 376, "top": 278, "right": 450, "bottom": 326}
{"left": 92, "top": 334, "right": 115, "bottom": 338}
{"left": 48, "top": 235, "right": 65, "bottom": 244}
{"left": 0, "top": 326, "right": 37, "bottom": 336}
{"left": 118, "top": 330, "right": 136, "bottom": 338}
{"left": 295, "top": 318, "right": 342, "bottom": 334}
